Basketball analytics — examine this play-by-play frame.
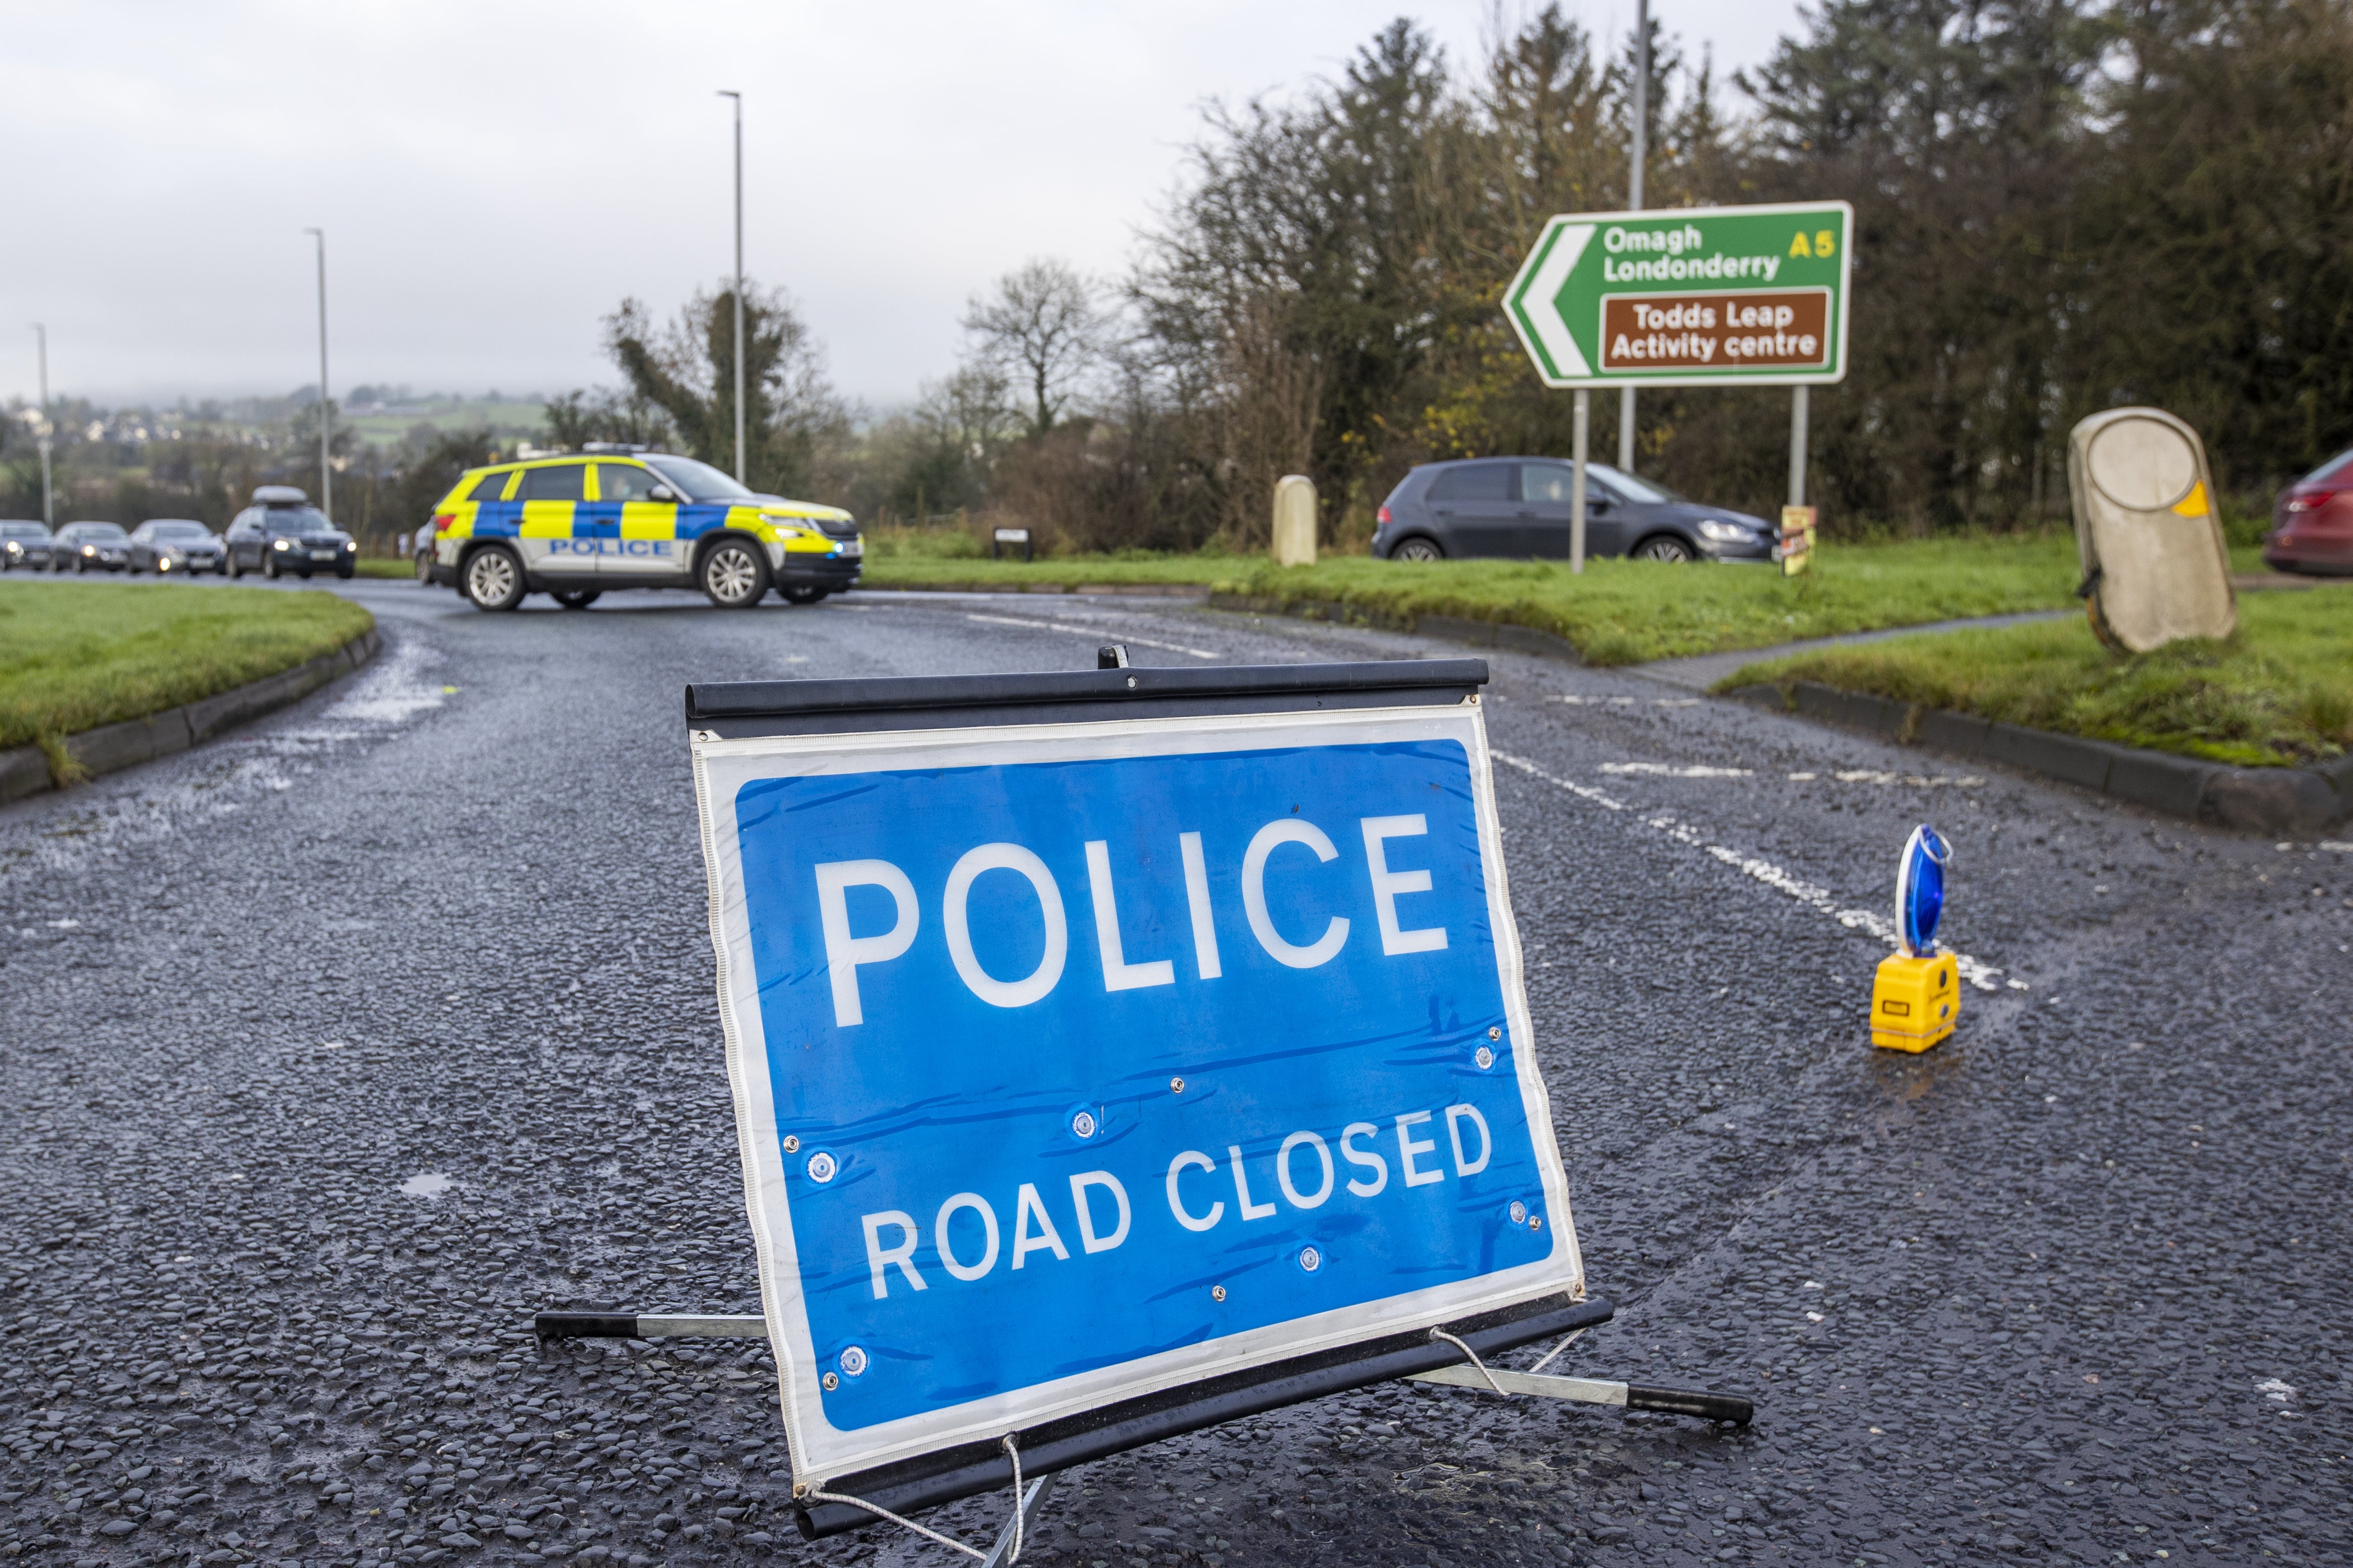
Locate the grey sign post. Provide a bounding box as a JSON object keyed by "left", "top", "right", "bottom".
{"left": 1504, "top": 200, "right": 1853, "bottom": 570}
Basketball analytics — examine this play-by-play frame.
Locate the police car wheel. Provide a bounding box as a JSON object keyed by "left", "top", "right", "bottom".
{"left": 700, "top": 541, "right": 768, "bottom": 608}
{"left": 464, "top": 548, "right": 527, "bottom": 612}
{"left": 551, "top": 589, "right": 601, "bottom": 610}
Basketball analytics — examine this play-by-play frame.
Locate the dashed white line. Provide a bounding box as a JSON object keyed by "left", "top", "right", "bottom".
{"left": 1599, "top": 763, "right": 1754, "bottom": 778}
{"left": 1493, "top": 747, "right": 2018, "bottom": 992}
{"left": 964, "top": 612, "right": 1218, "bottom": 660}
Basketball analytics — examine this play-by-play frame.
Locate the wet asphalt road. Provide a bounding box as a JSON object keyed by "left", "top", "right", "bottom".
{"left": 2, "top": 576, "right": 2348, "bottom": 1568}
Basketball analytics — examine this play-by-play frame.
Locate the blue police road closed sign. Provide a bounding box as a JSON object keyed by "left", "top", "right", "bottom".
{"left": 692, "top": 700, "right": 1580, "bottom": 1486}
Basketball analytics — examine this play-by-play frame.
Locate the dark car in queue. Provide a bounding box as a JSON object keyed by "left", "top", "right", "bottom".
{"left": 51, "top": 521, "right": 133, "bottom": 572}
{"left": 129, "top": 518, "right": 227, "bottom": 575}
{"left": 0, "top": 522, "right": 51, "bottom": 571}
{"left": 1372, "top": 457, "right": 1775, "bottom": 564}
{"left": 2263, "top": 447, "right": 2353, "bottom": 576}
{"left": 224, "top": 487, "right": 357, "bottom": 580}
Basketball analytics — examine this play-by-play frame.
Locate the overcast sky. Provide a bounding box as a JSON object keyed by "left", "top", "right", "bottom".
{"left": 2, "top": 0, "right": 1805, "bottom": 413}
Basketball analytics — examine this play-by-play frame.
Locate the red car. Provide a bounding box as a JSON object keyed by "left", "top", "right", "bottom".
{"left": 2264, "top": 448, "right": 2353, "bottom": 575}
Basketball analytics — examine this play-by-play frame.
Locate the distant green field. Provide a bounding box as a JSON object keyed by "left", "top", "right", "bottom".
{"left": 340, "top": 400, "right": 547, "bottom": 443}
{"left": 0, "top": 582, "right": 374, "bottom": 759}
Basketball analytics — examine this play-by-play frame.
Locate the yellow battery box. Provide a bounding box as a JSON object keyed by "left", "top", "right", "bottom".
{"left": 1870, "top": 952, "right": 1958, "bottom": 1052}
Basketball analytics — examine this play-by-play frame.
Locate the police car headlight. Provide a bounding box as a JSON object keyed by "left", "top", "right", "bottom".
{"left": 1695, "top": 520, "right": 1751, "bottom": 542}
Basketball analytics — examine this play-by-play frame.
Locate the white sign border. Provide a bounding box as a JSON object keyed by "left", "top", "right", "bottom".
{"left": 1505, "top": 199, "right": 1856, "bottom": 390}
{"left": 690, "top": 699, "right": 1583, "bottom": 1487}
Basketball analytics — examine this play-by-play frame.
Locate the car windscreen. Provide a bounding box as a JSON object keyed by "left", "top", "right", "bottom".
{"left": 73, "top": 525, "right": 129, "bottom": 542}
{"left": 264, "top": 507, "right": 332, "bottom": 531}
{"left": 2303, "top": 449, "right": 2353, "bottom": 487}
{"left": 645, "top": 455, "right": 755, "bottom": 503}
{"left": 1586, "top": 464, "right": 1681, "bottom": 504}
{"left": 0, "top": 525, "right": 46, "bottom": 540}
{"left": 151, "top": 522, "right": 210, "bottom": 539}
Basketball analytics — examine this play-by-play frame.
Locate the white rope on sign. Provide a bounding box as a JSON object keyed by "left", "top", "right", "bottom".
{"left": 1429, "top": 1328, "right": 1511, "bottom": 1399}
{"left": 805, "top": 1433, "right": 1028, "bottom": 1565}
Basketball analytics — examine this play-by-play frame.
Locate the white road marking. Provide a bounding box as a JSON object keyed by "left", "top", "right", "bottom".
{"left": 1551, "top": 695, "right": 1701, "bottom": 707}
{"left": 964, "top": 612, "right": 1218, "bottom": 660}
{"left": 1599, "top": 763, "right": 1754, "bottom": 778}
{"left": 1494, "top": 748, "right": 2017, "bottom": 992}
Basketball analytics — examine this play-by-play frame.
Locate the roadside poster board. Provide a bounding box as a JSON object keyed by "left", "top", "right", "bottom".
{"left": 687, "top": 663, "right": 1582, "bottom": 1496}
{"left": 1777, "top": 505, "right": 1818, "bottom": 577}
{"left": 1506, "top": 201, "right": 1854, "bottom": 389}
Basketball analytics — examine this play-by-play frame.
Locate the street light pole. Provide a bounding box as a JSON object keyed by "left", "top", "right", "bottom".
{"left": 303, "top": 228, "right": 332, "bottom": 521}
{"left": 1620, "top": 0, "right": 1648, "bottom": 474}
{"left": 31, "top": 324, "right": 52, "bottom": 528}
{"left": 718, "top": 90, "right": 746, "bottom": 485}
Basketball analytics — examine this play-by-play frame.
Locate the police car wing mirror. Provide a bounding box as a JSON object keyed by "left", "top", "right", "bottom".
{"left": 647, "top": 484, "right": 678, "bottom": 504}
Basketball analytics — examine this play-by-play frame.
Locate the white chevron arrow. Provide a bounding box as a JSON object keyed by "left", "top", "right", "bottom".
{"left": 1505, "top": 220, "right": 1596, "bottom": 385}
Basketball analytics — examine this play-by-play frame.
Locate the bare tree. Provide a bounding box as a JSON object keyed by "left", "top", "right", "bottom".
{"left": 962, "top": 259, "right": 1101, "bottom": 439}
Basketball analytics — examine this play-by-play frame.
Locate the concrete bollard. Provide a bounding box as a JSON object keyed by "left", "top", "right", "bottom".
{"left": 1273, "top": 475, "right": 1317, "bottom": 567}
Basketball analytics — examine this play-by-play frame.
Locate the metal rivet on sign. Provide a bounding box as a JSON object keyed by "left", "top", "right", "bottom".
{"left": 1475, "top": 1046, "right": 1495, "bottom": 1070}
{"left": 839, "top": 1346, "right": 868, "bottom": 1378}
{"left": 1071, "top": 1110, "right": 1098, "bottom": 1139}
{"left": 781, "top": 1135, "right": 800, "bottom": 1154}
{"left": 820, "top": 1371, "right": 839, "bottom": 1392}
{"left": 1211, "top": 1285, "right": 1227, "bottom": 1303}
{"left": 1489, "top": 1026, "right": 1501, "bottom": 1041}
{"left": 1170, "top": 1077, "right": 1185, "bottom": 1094}
{"left": 805, "top": 1151, "right": 838, "bottom": 1184}
{"left": 1298, "top": 1246, "right": 1322, "bottom": 1273}
{"left": 1509, "top": 1200, "right": 1528, "bottom": 1225}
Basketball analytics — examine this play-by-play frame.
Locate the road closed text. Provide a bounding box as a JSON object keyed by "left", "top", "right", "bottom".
{"left": 857, "top": 1100, "right": 1501, "bottom": 1299}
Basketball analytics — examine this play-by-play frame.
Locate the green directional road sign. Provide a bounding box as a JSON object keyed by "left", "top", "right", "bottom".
{"left": 1504, "top": 201, "right": 1853, "bottom": 389}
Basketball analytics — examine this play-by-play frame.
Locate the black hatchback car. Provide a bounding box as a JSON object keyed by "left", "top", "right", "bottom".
{"left": 225, "top": 487, "right": 357, "bottom": 579}
{"left": 50, "top": 521, "right": 133, "bottom": 572}
{"left": 1373, "top": 457, "right": 1775, "bottom": 563}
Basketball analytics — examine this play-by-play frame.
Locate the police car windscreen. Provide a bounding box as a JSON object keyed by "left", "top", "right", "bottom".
{"left": 645, "top": 455, "right": 755, "bottom": 503}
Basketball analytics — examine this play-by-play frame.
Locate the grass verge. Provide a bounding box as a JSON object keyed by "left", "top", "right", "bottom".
{"left": 354, "top": 559, "right": 414, "bottom": 579}
{"left": 1717, "top": 587, "right": 2353, "bottom": 767}
{"left": 0, "top": 581, "right": 375, "bottom": 751}
{"left": 864, "top": 535, "right": 2093, "bottom": 665}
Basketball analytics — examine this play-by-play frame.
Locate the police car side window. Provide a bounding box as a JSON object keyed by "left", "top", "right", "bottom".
{"left": 519, "top": 464, "right": 588, "bottom": 503}
{"left": 595, "top": 464, "right": 662, "bottom": 503}
{"left": 468, "top": 471, "right": 513, "bottom": 503}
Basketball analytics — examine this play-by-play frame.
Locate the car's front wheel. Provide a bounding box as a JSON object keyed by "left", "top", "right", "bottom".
{"left": 464, "top": 547, "right": 528, "bottom": 612}
{"left": 415, "top": 551, "right": 433, "bottom": 583}
{"left": 1391, "top": 537, "right": 1445, "bottom": 562}
{"left": 700, "top": 540, "right": 768, "bottom": 608}
{"left": 264, "top": 552, "right": 282, "bottom": 579}
{"left": 1633, "top": 534, "right": 1695, "bottom": 564}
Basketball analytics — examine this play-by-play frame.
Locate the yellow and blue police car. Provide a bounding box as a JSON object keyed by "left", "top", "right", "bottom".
{"left": 423, "top": 445, "right": 861, "bottom": 611}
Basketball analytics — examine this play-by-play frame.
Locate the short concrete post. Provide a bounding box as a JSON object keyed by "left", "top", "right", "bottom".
{"left": 1273, "top": 475, "right": 1318, "bottom": 567}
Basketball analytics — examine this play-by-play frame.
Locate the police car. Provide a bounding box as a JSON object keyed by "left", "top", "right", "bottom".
{"left": 423, "top": 446, "right": 862, "bottom": 611}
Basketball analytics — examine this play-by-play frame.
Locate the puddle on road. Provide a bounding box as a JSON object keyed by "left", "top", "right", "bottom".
{"left": 401, "top": 1172, "right": 454, "bottom": 1198}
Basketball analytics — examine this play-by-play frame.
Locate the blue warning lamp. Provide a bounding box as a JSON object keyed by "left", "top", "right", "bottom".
{"left": 1895, "top": 824, "right": 1950, "bottom": 958}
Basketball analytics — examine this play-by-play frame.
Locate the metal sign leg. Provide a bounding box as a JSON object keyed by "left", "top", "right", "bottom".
{"left": 980, "top": 1474, "right": 1055, "bottom": 1568}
